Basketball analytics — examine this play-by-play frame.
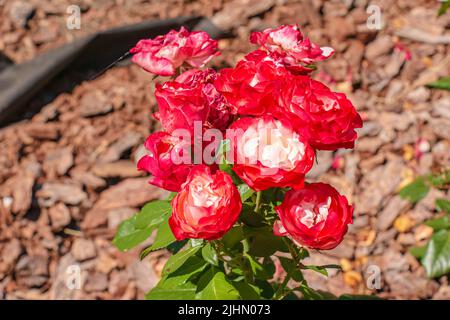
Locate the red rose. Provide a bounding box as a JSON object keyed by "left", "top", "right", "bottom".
{"left": 155, "top": 69, "right": 232, "bottom": 134}
{"left": 277, "top": 76, "right": 363, "bottom": 150}
{"left": 250, "top": 25, "right": 334, "bottom": 74}
{"left": 137, "top": 132, "right": 192, "bottom": 192}
{"left": 227, "top": 116, "right": 314, "bottom": 191}
{"left": 214, "top": 50, "right": 288, "bottom": 116}
{"left": 274, "top": 183, "right": 353, "bottom": 250}
{"left": 169, "top": 165, "right": 242, "bottom": 240}
{"left": 130, "top": 27, "right": 219, "bottom": 76}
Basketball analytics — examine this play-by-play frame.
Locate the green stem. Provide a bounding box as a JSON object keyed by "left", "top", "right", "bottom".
{"left": 254, "top": 191, "right": 262, "bottom": 213}
{"left": 273, "top": 268, "right": 295, "bottom": 300}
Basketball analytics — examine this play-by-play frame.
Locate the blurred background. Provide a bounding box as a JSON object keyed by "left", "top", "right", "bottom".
{"left": 0, "top": 0, "right": 449, "bottom": 299}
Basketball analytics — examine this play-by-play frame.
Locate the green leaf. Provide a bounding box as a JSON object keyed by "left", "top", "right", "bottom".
{"left": 222, "top": 226, "right": 245, "bottom": 249}
{"left": 113, "top": 215, "right": 154, "bottom": 251}
{"left": 436, "top": 199, "right": 450, "bottom": 214}
{"left": 304, "top": 264, "right": 341, "bottom": 276}
{"left": 201, "top": 243, "right": 219, "bottom": 266}
{"left": 135, "top": 200, "right": 171, "bottom": 229}
{"left": 196, "top": 267, "right": 240, "bottom": 300}
{"left": 146, "top": 284, "right": 196, "bottom": 300}
{"left": 428, "top": 170, "right": 450, "bottom": 188}
{"left": 238, "top": 184, "right": 254, "bottom": 202}
{"left": 245, "top": 226, "right": 288, "bottom": 257}
{"left": 427, "top": 76, "right": 450, "bottom": 90}
{"left": 162, "top": 245, "right": 202, "bottom": 276}
{"left": 146, "top": 275, "right": 197, "bottom": 300}
{"left": 438, "top": 0, "right": 450, "bottom": 16}
{"left": 167, "top": 239, "right": 188, "bottom": 254}
{"left": 216, "top": 139, "right": 232, "bottom": 172}
{"left": 421, "top": 229, "right": 450, "bottom": 278}
{"left": 425, "top": 216, "right": 450, "bottom": 231}
{"left": 167, "top": 255, "right": 208, "bottom": 281}
{"left": 262, "top": 257, "right": 276, "bottom": 278}
{"left": 240, "top": 204, "right": 265, "bottom": 227}
{"left": 254, "top": 279, "right": 275, "bottom": 299}
{"left": 297, "top": 282, "right": 331, "bottom": 300}
{"left": 244, "top": 254, "right": 270, "bottom": 279}
{"left": 409, "top": 244, "right": 427, "bottom": 259}
{"left": 147, "top": 217, "right": 176, "bottom": 251}
{"left": 278, "top": 257, "right": 303, "bottom": 282}
{"left": 232, "top": 281, "right": 261, "bottom": 300}
{"left": 399, "top": 177, "right": 429, "bottom": 203}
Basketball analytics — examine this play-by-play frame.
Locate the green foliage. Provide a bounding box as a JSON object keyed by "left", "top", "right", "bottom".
{"left": 245, "top": 226, "right": 288, "bottom": 257}
{"left": 403, "top": 170, "right": 450, "bottom": 279}
{"left": 118, "top": 187, "right": 369, "bottom": 300}
{"left": 113, "top": 200, "right": 172, "bottom": 252}
{"left": 140, "top": 217, "right": 176, "bottom": 258}
{"left": 135, "top": 200, "right": 171, "bottom": 229}
{"left": 427, "top": 76, "right": 450, "bottom": 90}
{"left": 162, "top": 245, "right": 202, "bottom": 276}
{"left": 421, "top": 230, "right": 450, "bottom": 278}
{"left": 238, "top": 183, "right": 255, "bottom": 202}
{"left": 201, "top": 243, "right": 219, "bottom": 266}
{"left": 113, "top": 214, "right": 154, "bottom": 251}
{"left": 438, "top": 1, "right": 450, "bottom": 16}
{"left": 399, "top": 171, "right": 449, "bottom": 204}
{"left": 399, "top": 177, "right": 429, "bottom": 203}
{"left": 436, "top": 199, "right": 450, "bottom": 213}
{"left": 196, "top": 267, "right": 240, "bottom": 300}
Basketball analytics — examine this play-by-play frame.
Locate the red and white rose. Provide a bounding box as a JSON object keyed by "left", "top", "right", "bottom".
{"left": 137, "top": 131, "right": 192, "bottom": 192}
{"left": 227, "top": 116, "right": 314, "bottom": 191}
{"left": 169, "top": 165, "right": 242, "bottom": 240}
{"left": 274, "top": 183, "right": 353, "bottom": 250}
{"left": 250, "top": 25, "right": 334, "bottom": 74}
{"left": 130, "top": 27, "right": 219, "bottom": 76}
{"left": 155, "top": 68, "right": 232, "bottom": 134}
{"left": 277, "top": 75, "right": 363, "bottom": 150}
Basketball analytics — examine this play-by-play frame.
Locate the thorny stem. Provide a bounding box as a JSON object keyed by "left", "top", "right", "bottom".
{"left": 283, "top": 237, "right": 300, "bottom": 264}
{"left": 273, "top": 238, "right": 307, "bottom": 299}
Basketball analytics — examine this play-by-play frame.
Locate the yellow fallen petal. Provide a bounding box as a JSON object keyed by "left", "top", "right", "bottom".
{"left": 340, "top": 258, "right": 353, "bottom": 272}
{"left": 394, "top": 215, "right": 415, "bottom": 233}
{"left": 402, "top": 145, "right": 414, "bottom": 161}
{"left": 343, "top": 271, "right": 363, "bottom": 287}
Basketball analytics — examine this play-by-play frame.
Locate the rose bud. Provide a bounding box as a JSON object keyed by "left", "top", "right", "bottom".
{"left": 250, "top": 24, "right": 334, "bottom": 74}
{"left": 169, "top": 165, "right": 242, "bottom": 240}
{"left": 155, "top": 68, "right": 232, "bottom": 134}
{"left": 130, "top": 27, "right": 219, "bottom": 76}
{"left": 214, "top": 50, "right": 288, "bottom": 116}
{"left": 137, "top": 132, "right": 192, "bottom": 192}
{"left": 277, "top": 76, "right": 363, "bottom": 150}
{"left": 227, "top": 116, "right": 314, "bottom": 191}
{"left": 274, "top": 183, "right": 354, "bottom": 250}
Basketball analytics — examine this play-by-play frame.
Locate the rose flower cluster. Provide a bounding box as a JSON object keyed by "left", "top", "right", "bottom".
{"left": 132, "top": 25, "right": 361, "bottom": 250}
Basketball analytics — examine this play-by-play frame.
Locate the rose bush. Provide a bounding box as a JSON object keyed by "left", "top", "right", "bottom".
{"left": 113, "top": 24, "right": 366, "bottom": 300}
